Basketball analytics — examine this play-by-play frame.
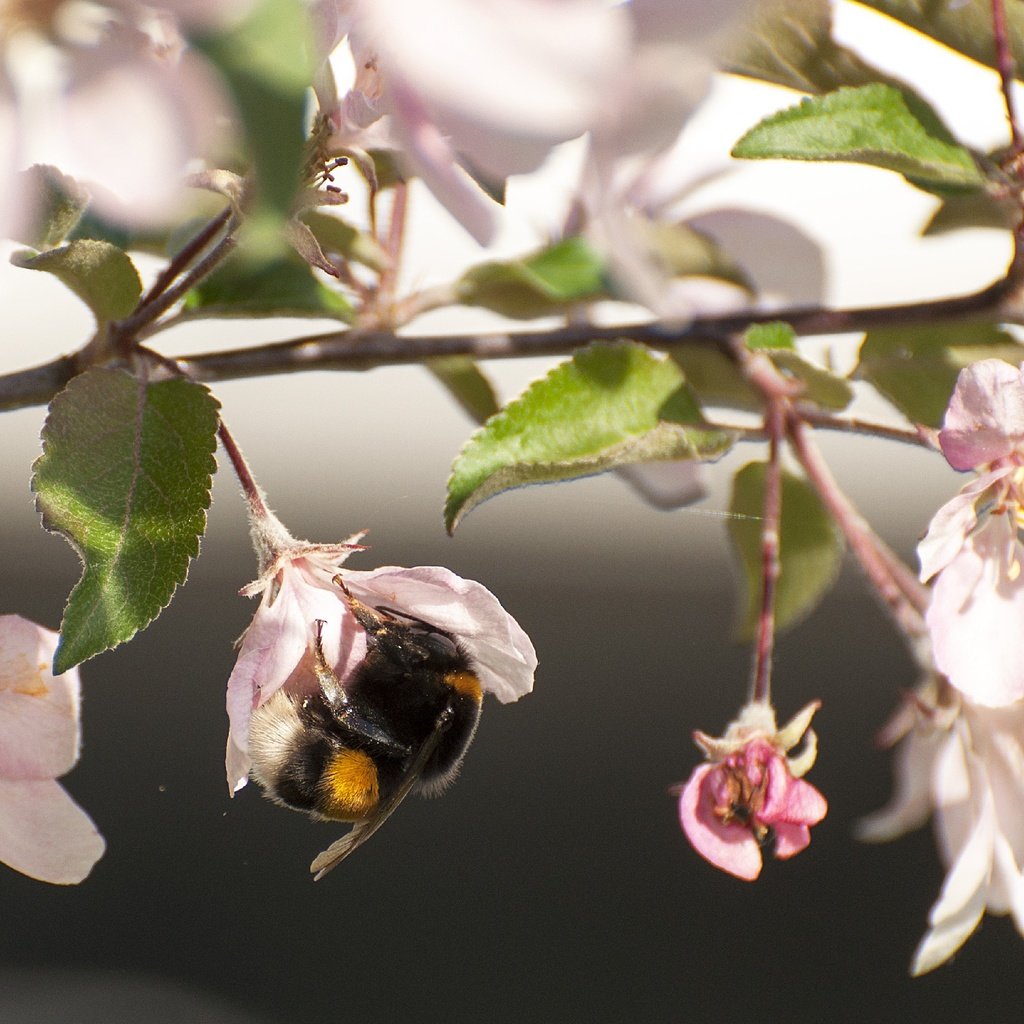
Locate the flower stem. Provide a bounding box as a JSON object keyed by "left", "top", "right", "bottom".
{"left": 750, "top": 395, "right": 785, "bottom": 705}
{"left": 787, "top": 418, "right": 929, "bottom": 640}
{"left": 217, "top": 419, "right": 270, "bottom": 521}
{"left": 992, "top": 0, "right": 1024, "bottom": 160}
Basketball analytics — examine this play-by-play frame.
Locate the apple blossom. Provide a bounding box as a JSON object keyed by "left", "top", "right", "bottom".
{"left": 0, "top": 0, "right": 236, "bottom": 235}
{"left": 860, "top": 685, "right": 1024, "bottom": 975}
{"left": 918, "top": 360, "right": 1024, "bottom": 707}
{"left": 677, "top": 699, "right": 827, "bottom": 881}
{"left": 0, "top": 614, "right": 104, "bottom": 884}
{"left": 225, "top": 520, "right": 537, "bottom": 793}
{"left": 313, "top": 0, "right": 629, "bottom": 244}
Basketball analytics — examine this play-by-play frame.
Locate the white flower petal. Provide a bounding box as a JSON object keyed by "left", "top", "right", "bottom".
{"left": 0, "top": 616, "right": 80, "bottom": 780}
{"left": 345, "top": 565, "right": 537, "bottom": 703}
{"left": 0, "top": 778, "right": 104, "bottom": 884}
{"left": 917, "top": 467, "right": 1007, "bottom": 582}
{"left": 361, "top": 0, "right": 629, "bottom": 176}
{"left": 857, "top": 725, "right": 945, "bottom": 843}
{"left": 928, "top": 518, "right": 1024, "bottom": 707}
{"left": 911, "top": 884, "right": 986, "bottom": 976}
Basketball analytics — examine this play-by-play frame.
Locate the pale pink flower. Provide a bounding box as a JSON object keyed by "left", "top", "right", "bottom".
{"left": 0, "top": 1, "right": 237, "bottom": 235}
{"left": 0, "top": 615, "right": 104, "bottom": 884}
{"left": 226, "top": 527, "right": 537, "bottom": 792}
{"left": 313, "top": 0, "right": 630, "bottom": 244}
{"left": 677, "top": 700, "right": 827, "bottom": 880}
{"left": 919, "top": 360, "right": 1024, "bottom": 706}
{"left": 578, "top": 0, "right": 750, "bottom": 318}
{"left": 860, "top": 689, "right": 1024, "bottom": 975}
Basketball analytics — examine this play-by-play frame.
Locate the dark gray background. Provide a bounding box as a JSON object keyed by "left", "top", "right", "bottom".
{"left": 0, "top": 398, "right": 1016, "bottom": 1023}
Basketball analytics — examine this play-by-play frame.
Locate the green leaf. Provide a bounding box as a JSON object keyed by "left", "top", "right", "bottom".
{"left": 672, "top": 345, "right": 853, "bottom": 412}
{"left": 427, "top": 357, "right": 500, "bottom": 424}
{"left": 746, "top": 321, "right": 796, "bottom": 351}
{"left": 456, "top": 237, "right": 607, "bottom": 319}
{"left": 771, "top": 351, "right": 853, "bottom": 409}
{"left": 729, "top": 463, "right": 843, "bottom": 640}
{"left": 302, "top": 211, "right": 391, "bottom": 272}
{"left": 182, "top": 252, "right": 353, "bottom": 320}
{"left": 858, "top": 0, "right": 1024, "bottom": 78}
{"left": 856, "top": 323, "right": 1024, "bottom": 426}
{"left": 728, "top": 0, "right": 900, "bottom": 94}
{"left": 33, "top": 369, "right": 220, "bottom": 672}
{"left": 12, "top": 165, "right": 90, "bottom": 249}
{"left": 633, "top": 219, "right": 752, "bottom": 290}
{"left": 732, "top": 84, "right": 985, "bottom": 192}
{"left": 445, "top": 342, "right": 736, "bottom": 531}
{"left": 192, "top": 0, "right": 311, "bottom": 234}
{"left": 11, "top": 240, "right": 142, "bottom": 322}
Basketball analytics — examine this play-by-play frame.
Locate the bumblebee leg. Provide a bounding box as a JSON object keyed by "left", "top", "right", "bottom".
{"left": 311, "top": 619, "right": 346, "bottom": 710}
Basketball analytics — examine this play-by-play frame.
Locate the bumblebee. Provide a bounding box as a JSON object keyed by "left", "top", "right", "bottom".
{"left": 248, "top": 578, "right": 483, "bottom": 879}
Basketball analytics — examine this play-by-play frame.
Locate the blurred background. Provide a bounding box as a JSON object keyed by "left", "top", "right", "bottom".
{"left": 1, "top": 4, "right": 1022, "bottom": 1021}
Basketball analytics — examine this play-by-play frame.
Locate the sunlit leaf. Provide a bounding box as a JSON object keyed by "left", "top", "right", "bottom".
{"left": 33, "top": 369, "right": 220, "bottom": 672}
{"left": 457, "top": 237, "right": 607, "bottom": 319}
{"left": 11, "top": 240, "right": 142, "bottom": 323}
{"left": 733, "top": 84, "right": 984, "bottom": 192}
{"left": 446, "top": 342, "right": 735, "bottom": 531}
{"left": 856, "top": 323, "right": 1024, "bottom": 426}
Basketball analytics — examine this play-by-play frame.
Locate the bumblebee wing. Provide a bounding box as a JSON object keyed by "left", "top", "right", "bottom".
{"left": 310, "top": 705, "right": 454, "bottom": 881}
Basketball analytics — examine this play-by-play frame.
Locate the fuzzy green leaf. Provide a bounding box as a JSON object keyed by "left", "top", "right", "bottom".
{"left": 672, "top": 346, "right": 852, "bottom": 412}
{"left": 746, "top": 322, "right": 796, "bottom": 351}
{"left": 11, "top": 240, "right": 142, "bottom": 322}
{"left": 733, "top": 84, "right": 984, "bottom": 191}
{"left": 13, "top": 166, "right": 90, "bottom": 249}
{"left": 33, "top": 369, "right": 220, "bottom": 672}
{"left": 457, "top": 237, "right": 607, "bottom": 319}
{"left": 729, "top": 463, "right": 843, "bottom": 640}
{"left": 856, "top": 323, "right": 1024, "bottom": 427}
{"left": 182, "top": 253, "right": 353, "bottom": 320}
{"left": 445, "top": 342, "right": 735, "bottom": 531}
{"left": 633, "top": 219, "right": 753, "bottom": 290}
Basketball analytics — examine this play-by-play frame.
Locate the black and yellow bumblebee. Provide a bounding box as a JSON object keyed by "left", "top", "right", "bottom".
{"left": 248, "top": 577, "right": 483, "bottom": 879}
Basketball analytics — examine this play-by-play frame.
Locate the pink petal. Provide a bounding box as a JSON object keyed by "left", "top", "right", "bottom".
{"left": 0, "top": 778, "right": 104, "bottom": 884}
{"left": 345, "top": 565, "right": 537, "bottom": 703}
{"left": 61, "top": 45, "right": 232, "bottom": 225}
{"left": 939, "top": 360, "right": 1024, "bottom": 471}
{"left": 771, "top": 822, "right": 812, "bottom": 860}
{"left": 917, "top": 467, "right": 1009, "bottom": 582}
{"left": 678, "top": 764, "right": 762, "bottom": 881}
{"left": 224, "top": 562, "right": 361, "bottom": 792}
{"left": 768, "top": 775, "right": 828, "bottom": 827}
{"left": 928, "top": 518, "right": 1024, "bottom": 707}
{"left": 387, "top": 81, "right": 499, "bottom": 245}
{"left": 361, "top": 0, "right": 629, "bottom": 177}
{"left": 0, "top": 616, "right": 80, "bottom": 780}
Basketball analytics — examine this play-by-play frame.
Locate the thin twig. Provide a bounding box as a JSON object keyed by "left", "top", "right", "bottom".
{"left": 993, "top": 0, "right": 1024, "bottom": 159}
{"left": 750, "top": 396, "right": 785, "bottom": 705}
{"left": 787, "top": 417, "right": 929, "bottom": 641}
